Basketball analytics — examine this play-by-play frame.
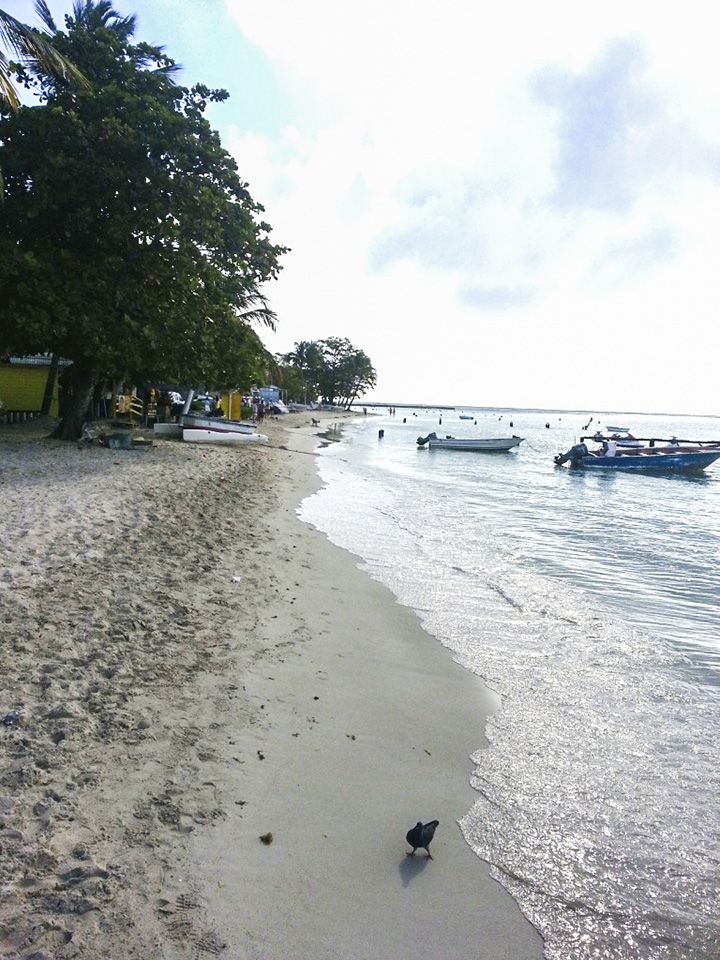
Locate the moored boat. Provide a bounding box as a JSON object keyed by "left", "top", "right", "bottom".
{"left": 592, "top": 430, "right": 642, "bottom": 448}
{"left": 417, "top": 432, "right": 523, "bottom": 452}
{"left": 183, "top": 429, "right": 268, "bottom": 445}
{"left": 554, "top": 436, "right": 720, "bottom": 472}
{"left": 181, "top": 414, "right": 256, "bottom": 434}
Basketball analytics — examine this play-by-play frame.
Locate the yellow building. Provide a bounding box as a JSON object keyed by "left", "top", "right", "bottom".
{"left": 0, "top": 356, "right": 60, "bottom": 418}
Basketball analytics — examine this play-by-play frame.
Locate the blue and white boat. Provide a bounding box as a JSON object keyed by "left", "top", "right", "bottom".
{"left": 554, "top": 437, "right": 720, "bottom": 473}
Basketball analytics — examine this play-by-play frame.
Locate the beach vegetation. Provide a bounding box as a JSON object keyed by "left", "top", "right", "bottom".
{"left": 0, "top": 1, "right": 287, "bottom": 438}
{"left": 278, "top": 337, "right": 376, "bottom": 408}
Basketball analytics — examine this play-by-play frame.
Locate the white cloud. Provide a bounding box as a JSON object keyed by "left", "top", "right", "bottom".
{"left": 225, "top": 0, "right": 720, "bottom": 412}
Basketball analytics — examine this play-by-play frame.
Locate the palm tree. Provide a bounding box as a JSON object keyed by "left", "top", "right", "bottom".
{"left": 283, "top": 340, "right": 323, "bottom": 405}
{"left": 59, "top": 1, "right": 136, "bottom": 40}
{"left": 0, "top": 2, "right": 86, "bottom": 111}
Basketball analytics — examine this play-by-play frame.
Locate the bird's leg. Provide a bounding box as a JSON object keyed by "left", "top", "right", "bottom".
{"left": 425, "top": 849, "right": 433, "bottom": 859}
{"left": 406, "top": 850, "right": 416, "bottom": 857}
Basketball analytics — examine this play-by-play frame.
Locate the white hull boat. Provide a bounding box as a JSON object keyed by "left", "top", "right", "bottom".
{"left": 182, "top": 414, "right": 256, "bottom": 434}
{"left": 183, "top": 429, "right": 268, "bottom": 445}
{"left": 417, "top": 432, "right": 523, "bottom": 451}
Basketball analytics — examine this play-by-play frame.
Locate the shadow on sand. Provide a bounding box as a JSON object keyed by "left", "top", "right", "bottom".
{"left": 398, "top": 853, "right": 430, "bottom": 888}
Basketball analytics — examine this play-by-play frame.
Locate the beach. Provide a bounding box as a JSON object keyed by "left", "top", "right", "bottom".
{"left": 0, "top": 413, "right": 542, "bottom": 959}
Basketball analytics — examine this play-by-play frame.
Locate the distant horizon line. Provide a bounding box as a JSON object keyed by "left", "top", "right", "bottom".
{"left": 355, "top": 401, "right": 720, "bottom": 419}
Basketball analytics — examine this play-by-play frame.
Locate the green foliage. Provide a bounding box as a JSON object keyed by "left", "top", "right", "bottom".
{"left": 278, "top": 337, "right": 376, "bottom": 407}
{"left": 0, "top": 3, "right": 87, "bottom": 111}
{"left": 0, "top": 2, "right": 287, "bottom": 435}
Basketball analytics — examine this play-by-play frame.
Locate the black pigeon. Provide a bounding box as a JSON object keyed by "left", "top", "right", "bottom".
{"left": 406, "top": 819, "right": 439, "bottom": 859}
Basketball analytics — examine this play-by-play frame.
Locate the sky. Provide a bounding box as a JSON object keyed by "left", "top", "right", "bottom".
{"left": 8, "top": 0, "right": 720, "bottom": 413}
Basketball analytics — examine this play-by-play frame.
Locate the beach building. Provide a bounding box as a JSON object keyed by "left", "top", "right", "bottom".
{"left": 256, "top": 384, "right": 281, "bottom": 404}
{"left": 254, "top": 384, "right": 289, "bottom": 414}
{"left": 0, "top": 354, "right": 65, "bottom": 421}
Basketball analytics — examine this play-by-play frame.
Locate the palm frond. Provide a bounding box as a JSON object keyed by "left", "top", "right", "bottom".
{"left": 71, "top": 1, "right": 136, "bottom": 39}
{"left": 0, "top": 8, "right": 88, "bottom": 108}
{"left": 34, "top": 0, "right": 56, "bottom": 32}
{"left": 237, "top": 306, "right": 277, "bottom": 331}
{"left": 0, "top": 51, "right": 20, "bottom": 111}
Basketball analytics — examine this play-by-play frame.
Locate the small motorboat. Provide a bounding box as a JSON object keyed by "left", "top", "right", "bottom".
{"left": 605, "top": 424, "right": 630, "bottom": 433}
{"left": 417, "top": 432, "right": 523, "bottom": 452}
{"left": 459, "top": 414, "right": 474, "bottom": 420}
{"left": 183, "top": 429, "right": 268, "bottom": 445}
{"left": 592, "top": 430, "right": 642, "bottom": 448}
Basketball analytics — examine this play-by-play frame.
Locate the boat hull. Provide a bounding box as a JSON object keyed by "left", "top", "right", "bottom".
{"left": 182, "top": 414, "right": 256, "bottom": 434}
{"left": 183, "top": 429, "right": 268, "bottom": 445}
{"left": 578, "top": 451, "right": 720, "bottom": 472}
{"left": 153, "top": 423, "right": 183, "bottom": 438}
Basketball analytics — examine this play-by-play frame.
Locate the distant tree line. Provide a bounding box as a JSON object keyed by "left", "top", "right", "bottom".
{"left": 0, "top": 1, "right": 287, "bottom": 438}
{"left": 276, "top": 338, "right": 377, "bottom": 408}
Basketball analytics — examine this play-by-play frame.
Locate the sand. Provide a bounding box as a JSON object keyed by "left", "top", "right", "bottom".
{"left": 0, "top": 412, "right": 543, "bottom": 959}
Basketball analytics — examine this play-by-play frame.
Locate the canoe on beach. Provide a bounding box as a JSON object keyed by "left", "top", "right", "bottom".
{"left": 183, "top": 428, "right": 268, "bottom": 445}
{"left": 181, "top": 413, "right": 257, "bottom": 434}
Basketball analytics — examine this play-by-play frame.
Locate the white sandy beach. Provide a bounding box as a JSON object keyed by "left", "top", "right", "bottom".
{"left": 0, "top": 413, "right": 542, "bottom": 959}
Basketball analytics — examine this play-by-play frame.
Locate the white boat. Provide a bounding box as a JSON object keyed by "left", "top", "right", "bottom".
{"left": 181, "top": 414, "right": 256, "bottom": 434}
{"left": 417, "top": 432, "right": 523, "bottom": 451}
{"left": 183, "top": 429, "right": 268, "bottom": 445}
{"left": 153, "top": 422, "right": 183, "bottom": 438}
{"left": 592, "top": 430, "right": 642, "bottom": 448}
{"left": 605, "top": 424, "right": 629, "bottom": 433}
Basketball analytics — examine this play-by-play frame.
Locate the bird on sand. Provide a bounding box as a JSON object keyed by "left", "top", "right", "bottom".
{"left": 406, "top": 820, "right": 439, "bottom": 859}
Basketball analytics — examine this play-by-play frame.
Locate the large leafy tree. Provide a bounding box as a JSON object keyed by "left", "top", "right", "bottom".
{"left": 0, "top": 1, "right": 287, "bottom": 437}
{"left": 279, "top": 337, "right": 376, "bottom": 407}
{"left": 315, "top": 337, "right": 376, "bottom": 408}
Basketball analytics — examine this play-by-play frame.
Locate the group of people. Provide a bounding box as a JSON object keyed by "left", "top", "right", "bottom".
{"left": 201, "top": 395, "right": 224, "bottom": 418}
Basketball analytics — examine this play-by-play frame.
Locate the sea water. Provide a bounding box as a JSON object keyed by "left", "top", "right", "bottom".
{"left": 300, "top": 408, "right": 720, "bottom": 960}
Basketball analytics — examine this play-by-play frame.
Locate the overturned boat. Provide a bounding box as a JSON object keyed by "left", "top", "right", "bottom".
{"left": 181, "top": 413, "right": 257, "bottom": 434}
{"left": 417, "top": 432, "right": 523, "bottom": 452}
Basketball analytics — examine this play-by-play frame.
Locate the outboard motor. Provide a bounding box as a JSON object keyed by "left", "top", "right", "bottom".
{"left": 417, "top": 432, "right": 438, "bottom": 447}
{"left": 554, "top": 442, "right": 588, "bottom": 467}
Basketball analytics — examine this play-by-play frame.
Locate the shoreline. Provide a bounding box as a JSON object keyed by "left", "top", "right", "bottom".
{"left": 0, "top": 413, "right": 542, "bottom": 958}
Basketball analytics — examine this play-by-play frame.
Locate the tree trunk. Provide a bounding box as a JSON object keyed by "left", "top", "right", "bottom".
{"left": 40, "top": 354, "right": 60, "bottom": 416}
{"left": 52, "top": 368, "right": 99, "bottom": 440}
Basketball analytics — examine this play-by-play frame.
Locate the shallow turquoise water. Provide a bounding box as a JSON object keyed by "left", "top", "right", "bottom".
{"left": 300, "top": 407, "right": 720, "bottom": 960}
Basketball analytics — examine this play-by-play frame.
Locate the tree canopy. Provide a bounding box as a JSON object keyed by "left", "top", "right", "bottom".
{"left": 0, "top": 1, "right": 287, "bottom": 436}
{"left": 278, "top": 337, "right": 377, "bottom": 408}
